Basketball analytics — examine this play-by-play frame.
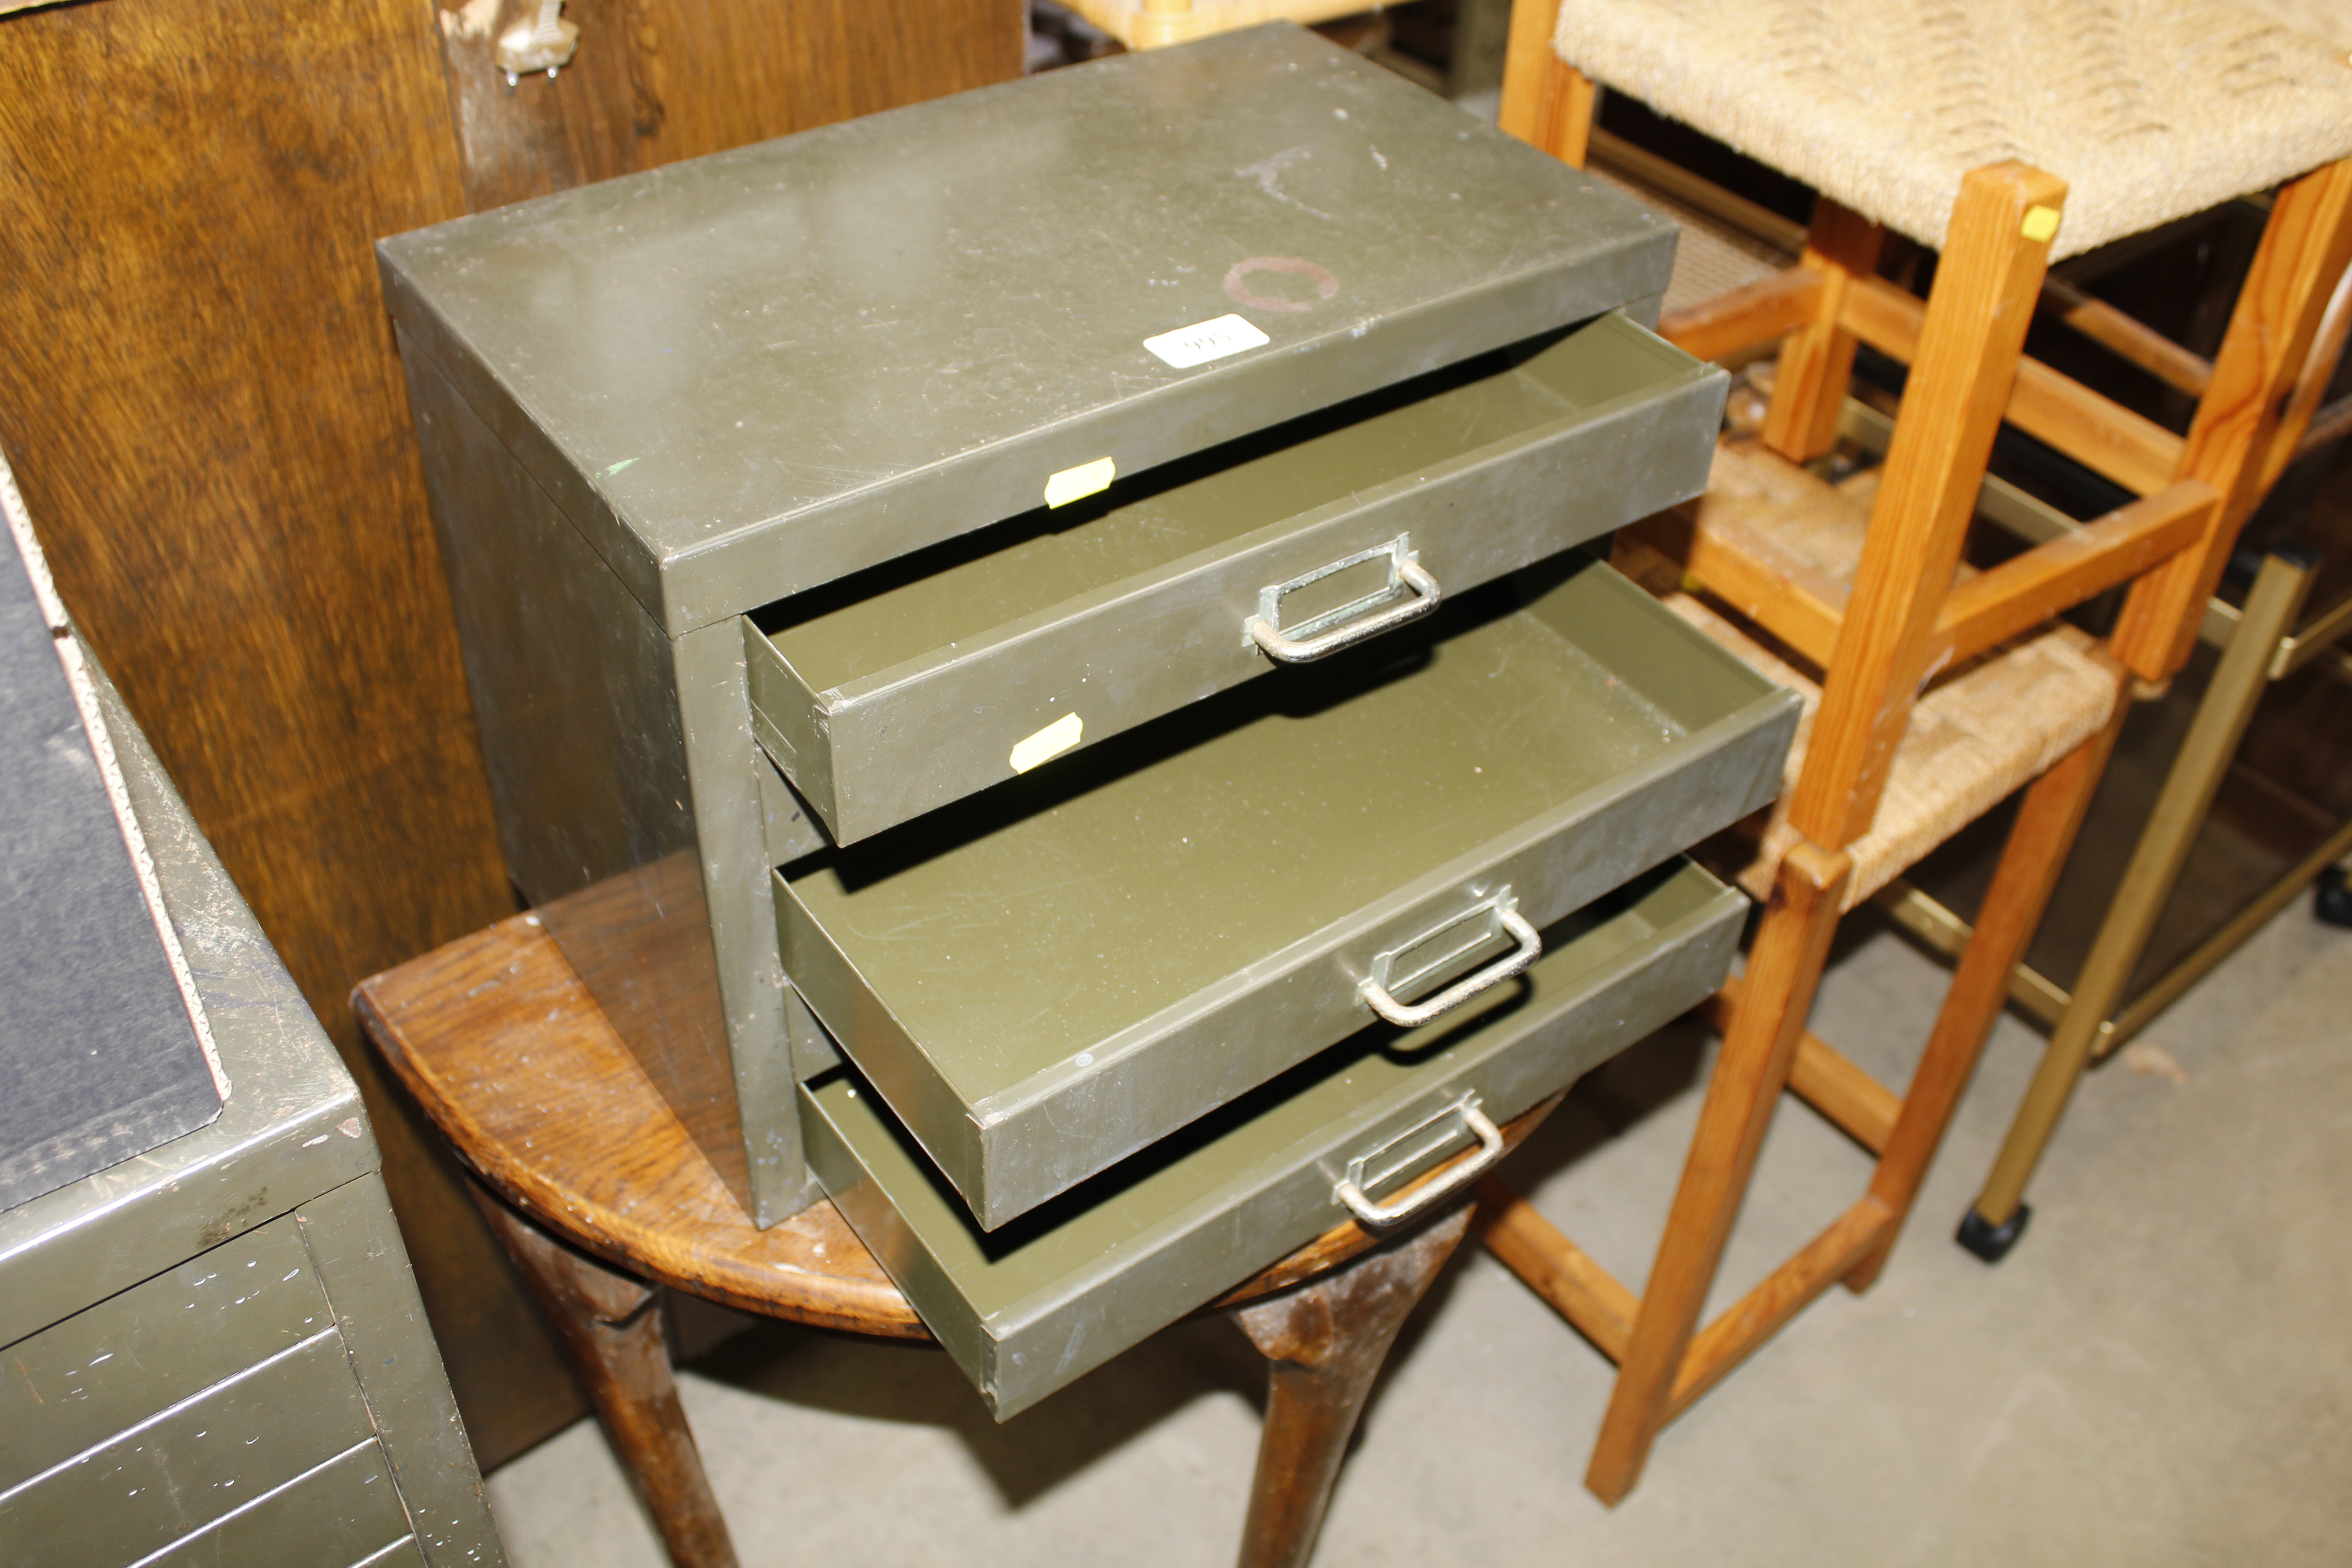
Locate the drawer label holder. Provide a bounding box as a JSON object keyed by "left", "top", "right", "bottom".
{"left": 1009, "top": 710, "right": 1085, "bottom": 773}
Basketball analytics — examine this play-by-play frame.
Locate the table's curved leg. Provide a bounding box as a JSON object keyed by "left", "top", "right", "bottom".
{"left": 468, "top": 1181, "right": 742, "bottom": 1568}
{"left": 1229, "top": 1204, "right": 1473, "bottom": 1568}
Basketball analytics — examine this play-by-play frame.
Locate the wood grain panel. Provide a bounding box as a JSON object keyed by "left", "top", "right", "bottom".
{"left": 0, "top": 0, "right": 1019, "bottom": 1468}
{"left": 434, "top": 0, "right": 1025, "bottom": 210}
{"left": 0, "top": 0, "right": 578, "bottom": 1470}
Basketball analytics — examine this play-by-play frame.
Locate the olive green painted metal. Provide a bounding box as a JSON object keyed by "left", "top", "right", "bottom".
{"left": 780, "top": 556, "right": 1798, "bottom": 1228}
{"left": 0, "top": 658, "right": 502, "bottom": 1568}
{"left": 401, "top": 345, "right": 820, "bottom": 1226}
{"left": 746, "top": 310, "right": 1728, "bottom": 843}
{"left": 0, "top": 671, "right": 373, "bottom": 1347}
{"left": 140, "top": 1441, "right": 419, "bottom": 1568}
{"left": 0, "top": 1326, "right": 375, "bottom": 1566}
{"left": 757, "top": 750, "right": 829, "bottom": 867}
{"left": 382, "top": 24, "right": 1705, "bottom": 1230}
{"left": 0, "top": 1219, "right": 334, "bottom": 1489}
{"left": 804, "top": 859, "right": 1745, "bottom": 1419}
{"left": 295, "top": 1174, "right": 510, "bottom": 1568}
{"left": 376, "top": 24, "right": 1677, "bottom": 638}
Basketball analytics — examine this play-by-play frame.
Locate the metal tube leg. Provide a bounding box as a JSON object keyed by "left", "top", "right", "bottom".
{"left": 468, "top": 1182, "right": 741, "bottom": 1568}
{"left": 2316, "top": 855, "right": 2352, "bottom": 927}
{"left": 1230, "top": 1205, "right": 1473, "bottom": 1568}
{"left": 1844, "top": 697, "right": 2128, "bottom": 1292}
{"left": 1966, "top": 553, "right": 2318, "bottom": 1253}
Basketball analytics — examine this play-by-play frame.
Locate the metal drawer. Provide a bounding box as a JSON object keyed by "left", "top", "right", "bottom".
{"left": 1, "top": 1216, "right": 336, "bottom": 1491}
{"left": 804, "top": 858, "right": 1745, "bottom": 1419}
{"left": 746, "top": 310, "right": 1725, "bottom": 844}
{"left": 777, "top": 555, "right": 1798, "bottom": 1229}
{"left": 0, "top": 1316, "right": 377, "bottom": 1567}
{"left": 139, "top": 1439, "right": 418, "bottom": 1568}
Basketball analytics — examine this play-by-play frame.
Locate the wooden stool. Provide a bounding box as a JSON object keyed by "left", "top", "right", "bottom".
{"left": 353, "top": 912, "right": 1559, "bottom": 1568}
{"left": 1478, "top": 0, "right": 2352, "bottom": 1506}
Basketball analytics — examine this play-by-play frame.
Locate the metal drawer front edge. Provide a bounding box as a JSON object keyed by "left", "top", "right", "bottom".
{"left": 803, "top": 859, "right": 1745, "bottom": 1418}
{"left": 779, "top": 557, "right": 1800, "bottom": 1228}
{"left": 746, "top": 311, "right": 1728, "bottom": 843}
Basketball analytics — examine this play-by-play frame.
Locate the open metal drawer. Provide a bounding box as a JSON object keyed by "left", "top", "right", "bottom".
{"left": 746, "top": 310, "right": 1725, "bottom": 844}
{"left": 803, "top": 858, "right": 1745, "bottom": 1419}
{"left": 775, "top": 555, "right": 1798, "bottom": 1229}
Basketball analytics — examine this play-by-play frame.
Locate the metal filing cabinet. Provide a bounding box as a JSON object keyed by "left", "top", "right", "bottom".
{"left": 382, "top": 26, "right": 1799, "bottom": 1413}
{"left": 0, "top": 652, "right": 503, "bottom": 1566}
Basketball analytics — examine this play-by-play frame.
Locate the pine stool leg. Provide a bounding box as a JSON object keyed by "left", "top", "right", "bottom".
{"left": 1585, "top": 840, "right": 1851, "bottom": 1504}
{"left": 1230, "top": 1205, "right": 1473, "bottom": 1568}
{"left": 468, "top": 1182, "right": 740, "bottom": 1568}
{"left": 1498, "top": 6, "right": 1595, "bottom": 167}
{"left": 1763, "top": 199, "right": 1884, "bottom": 463}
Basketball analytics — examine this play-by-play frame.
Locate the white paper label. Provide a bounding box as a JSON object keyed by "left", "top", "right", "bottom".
{"left": 1009, "top": 710, "right": 1084, "bottom": 773}
{"left": 1143, "top": 313, "right": 1271, "bottom": 370}
{"left": 1043, "top": 456, "right": 1117, "bottom": 508}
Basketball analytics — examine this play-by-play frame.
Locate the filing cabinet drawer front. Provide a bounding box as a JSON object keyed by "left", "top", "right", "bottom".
{"left": 778, "top": 559, "right": 1799, "bottom": 1229}
{"left": 804, "top": 861, "right": 1744, "bottom": 1419}
{"left": 0, "top": 1322, "right": 377, "bottom": 1567}
{"left": 0, "top": 1214, "right": 338, "bottom": 1490}
{"left": 748, "top": 312, "right": 1727, "bottom": 843}
{"left": 139, "top": 1439, "right": 416, "bottom": 1568}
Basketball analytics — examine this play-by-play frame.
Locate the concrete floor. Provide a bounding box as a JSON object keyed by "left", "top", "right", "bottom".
{"left": 483, "top": 899, "right": 2352, "bottom": 1567}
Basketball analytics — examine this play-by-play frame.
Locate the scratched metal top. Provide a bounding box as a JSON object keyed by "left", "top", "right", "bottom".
{"left": 0, "top": 658, "right": 371, "bottom": 1349}
{"left": 378, "top": 24, "right": 1674, "bottom": 634}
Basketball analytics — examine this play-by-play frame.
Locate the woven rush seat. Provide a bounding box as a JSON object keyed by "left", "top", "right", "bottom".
{"left": 1661, "top": 432, "right": 1881, "bottom": 605}
{"left": 1554, "top": 0, "right": 2352, "bottom": 260}
{"left": 1585, "top": 163, "right": 1792, "bottom": 314}
{"left": 1664, "top": 591, "right": 2117, "bottom": 911}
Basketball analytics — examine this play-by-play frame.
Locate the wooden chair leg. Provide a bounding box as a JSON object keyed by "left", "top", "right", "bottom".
{"left": 1230, "top": 1204, "right": 1473, "bottom": 1568}
{"left": 1584, "top": 840, "right": 1852, "bottom": 1506}
{"left": 1498, "top": 0, "right": 1594, "bottom": 166}
{"left": 1792, "top": 162, "right": 2066, "bottom": 851}
{"left": 2113, "top": 157, "right": 2352, "bottom": 683}
{"left": 469, "top": 1182, "right": 740, "bottom": 1568}
{"left": 1841, "top": 692, "right": 2130, "bottom": 1291}
{"left": 1763, "top": 198, "right": 1884, "bottom": 462}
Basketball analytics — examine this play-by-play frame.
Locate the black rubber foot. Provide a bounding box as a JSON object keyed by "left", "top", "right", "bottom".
{"left": 1956, "top": 1204, "right": 2030, "bottom": 1263}
{"left": 2315, "top": 868, "right": 2352, "bottom": 929}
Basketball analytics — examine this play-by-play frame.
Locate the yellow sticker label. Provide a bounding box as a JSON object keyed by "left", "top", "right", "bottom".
{"left": 1009, "top": 710, "right": 1084, "bottom": 773}
{"left": 1044, "top": 456, "right": 1116, "bottom": 508}
{"left": 2021, "top": 205, "right": 2061, "bottom": 244}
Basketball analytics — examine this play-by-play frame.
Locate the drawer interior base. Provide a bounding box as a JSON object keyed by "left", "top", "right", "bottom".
{"left": 779, "top": 555, "right": 1795, "bottom": 1227}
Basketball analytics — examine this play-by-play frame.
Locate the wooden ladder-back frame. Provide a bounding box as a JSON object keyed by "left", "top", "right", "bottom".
{"left": 1477, "top": 32, "right": 2352, "bottom": 1507}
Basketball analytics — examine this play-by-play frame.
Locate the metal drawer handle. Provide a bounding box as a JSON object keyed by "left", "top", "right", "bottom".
{"left": 1247, "top": 544, "right": 1442, "bottom": 663}
{"left": 1359, "top": 907, "right": 1541, "bottom": 1028}
{"left": 1335, "top": 1102, "right": 1505, "bottom": 1227}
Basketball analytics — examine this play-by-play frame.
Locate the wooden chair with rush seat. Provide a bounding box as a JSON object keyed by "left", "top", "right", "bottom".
{"left": 1474, "top": 0, "right": 2352, "bottom": 1506}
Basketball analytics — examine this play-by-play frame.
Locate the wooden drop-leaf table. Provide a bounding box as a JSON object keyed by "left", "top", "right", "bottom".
{"left": 353, "top": 911, "right": 1558, "bottom": 1568}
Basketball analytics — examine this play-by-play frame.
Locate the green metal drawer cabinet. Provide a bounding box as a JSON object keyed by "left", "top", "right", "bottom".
{"left": 382, "top": 23, "right": 1798, "bottom": 1416}
{"left": 780, "top": 558, "right": 1789, "bottom": 1226}
{"left": 0, "top": 662, "right": 501, "bottom": 1568}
